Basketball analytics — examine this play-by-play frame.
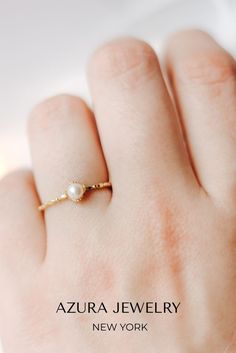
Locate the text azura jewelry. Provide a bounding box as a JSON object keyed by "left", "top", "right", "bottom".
{"left": 38, "top": 181, "right": 112, "bottom": 211}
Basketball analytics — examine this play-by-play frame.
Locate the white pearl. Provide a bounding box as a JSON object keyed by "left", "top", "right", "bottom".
{"left": 67, "top": 183, "right": 84, "bottom": 202}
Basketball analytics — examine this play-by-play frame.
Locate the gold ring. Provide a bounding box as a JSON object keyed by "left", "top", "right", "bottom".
{"left": 38, "top": 181, "right": 112, "bottom": 211}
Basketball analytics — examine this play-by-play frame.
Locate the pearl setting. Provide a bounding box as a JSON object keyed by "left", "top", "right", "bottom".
{"left": 66, "top": 182, "right": 86, "bottom": 202}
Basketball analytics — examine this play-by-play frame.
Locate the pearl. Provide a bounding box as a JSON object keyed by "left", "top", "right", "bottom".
{"left": 67, "top": 183, "right": 85, "bottom": 202}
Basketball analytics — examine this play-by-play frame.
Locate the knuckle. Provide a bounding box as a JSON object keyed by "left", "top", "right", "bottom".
{"left": 79, "top": 258, "right": 116, "bottom": 298}
{"left": 89, "top": 38, "right": 159, "bottom": 87}
{"left": 181, "top": 50, "right": 236, "bottom": 86}
{"left": 28, "top": 94, "right": 87, "bottom": 134}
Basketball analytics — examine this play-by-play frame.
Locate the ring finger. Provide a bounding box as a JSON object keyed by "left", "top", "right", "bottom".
{"left": 28, "top": 94, "right": 110, "bottom": 256}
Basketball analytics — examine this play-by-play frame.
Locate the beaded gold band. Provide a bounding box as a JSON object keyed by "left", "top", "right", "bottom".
{"left": 38, "top": 181, "right": 112, "bottom": 211}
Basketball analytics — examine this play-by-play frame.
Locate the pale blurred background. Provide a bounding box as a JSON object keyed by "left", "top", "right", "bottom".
{"left": 0, "top": 0, "right": 236, "bottom": 351}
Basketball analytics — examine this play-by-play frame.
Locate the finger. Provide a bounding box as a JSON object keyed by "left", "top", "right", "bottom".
{"left": 165, "top": 30, "right": 236, "bottom": 205}
{"left": 0, "top": 169, "right": 45, "bottom": 282}
{"left": 88, "top": 38, "right": 196, "bottom": 204}
{"left": 28, "top": 95, "right": 109, "bottom": 254}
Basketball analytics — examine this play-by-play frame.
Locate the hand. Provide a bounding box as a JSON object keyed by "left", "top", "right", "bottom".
{"left": 1, "top": 30, "right": 236, "bottom": 352}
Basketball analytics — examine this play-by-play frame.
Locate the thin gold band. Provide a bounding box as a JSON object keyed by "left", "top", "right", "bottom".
{"left": 85, "top": 181, "right": 111, "bottom": 191}
{"left": 38, "top": 181, "right": 112, "bottom": 212}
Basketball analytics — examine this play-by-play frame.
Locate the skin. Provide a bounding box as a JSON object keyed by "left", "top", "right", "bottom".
{"left": 0, "top": 30, "right": 236, "bottom": 352}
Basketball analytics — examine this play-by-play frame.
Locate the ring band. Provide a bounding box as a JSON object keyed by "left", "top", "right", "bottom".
{"left": 38, "top": 181, "right": 112, "bottom": 211}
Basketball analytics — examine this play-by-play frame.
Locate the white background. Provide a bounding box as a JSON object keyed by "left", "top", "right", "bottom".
{"left": 0, "top": 0, "right": 236, "bottom": 351}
